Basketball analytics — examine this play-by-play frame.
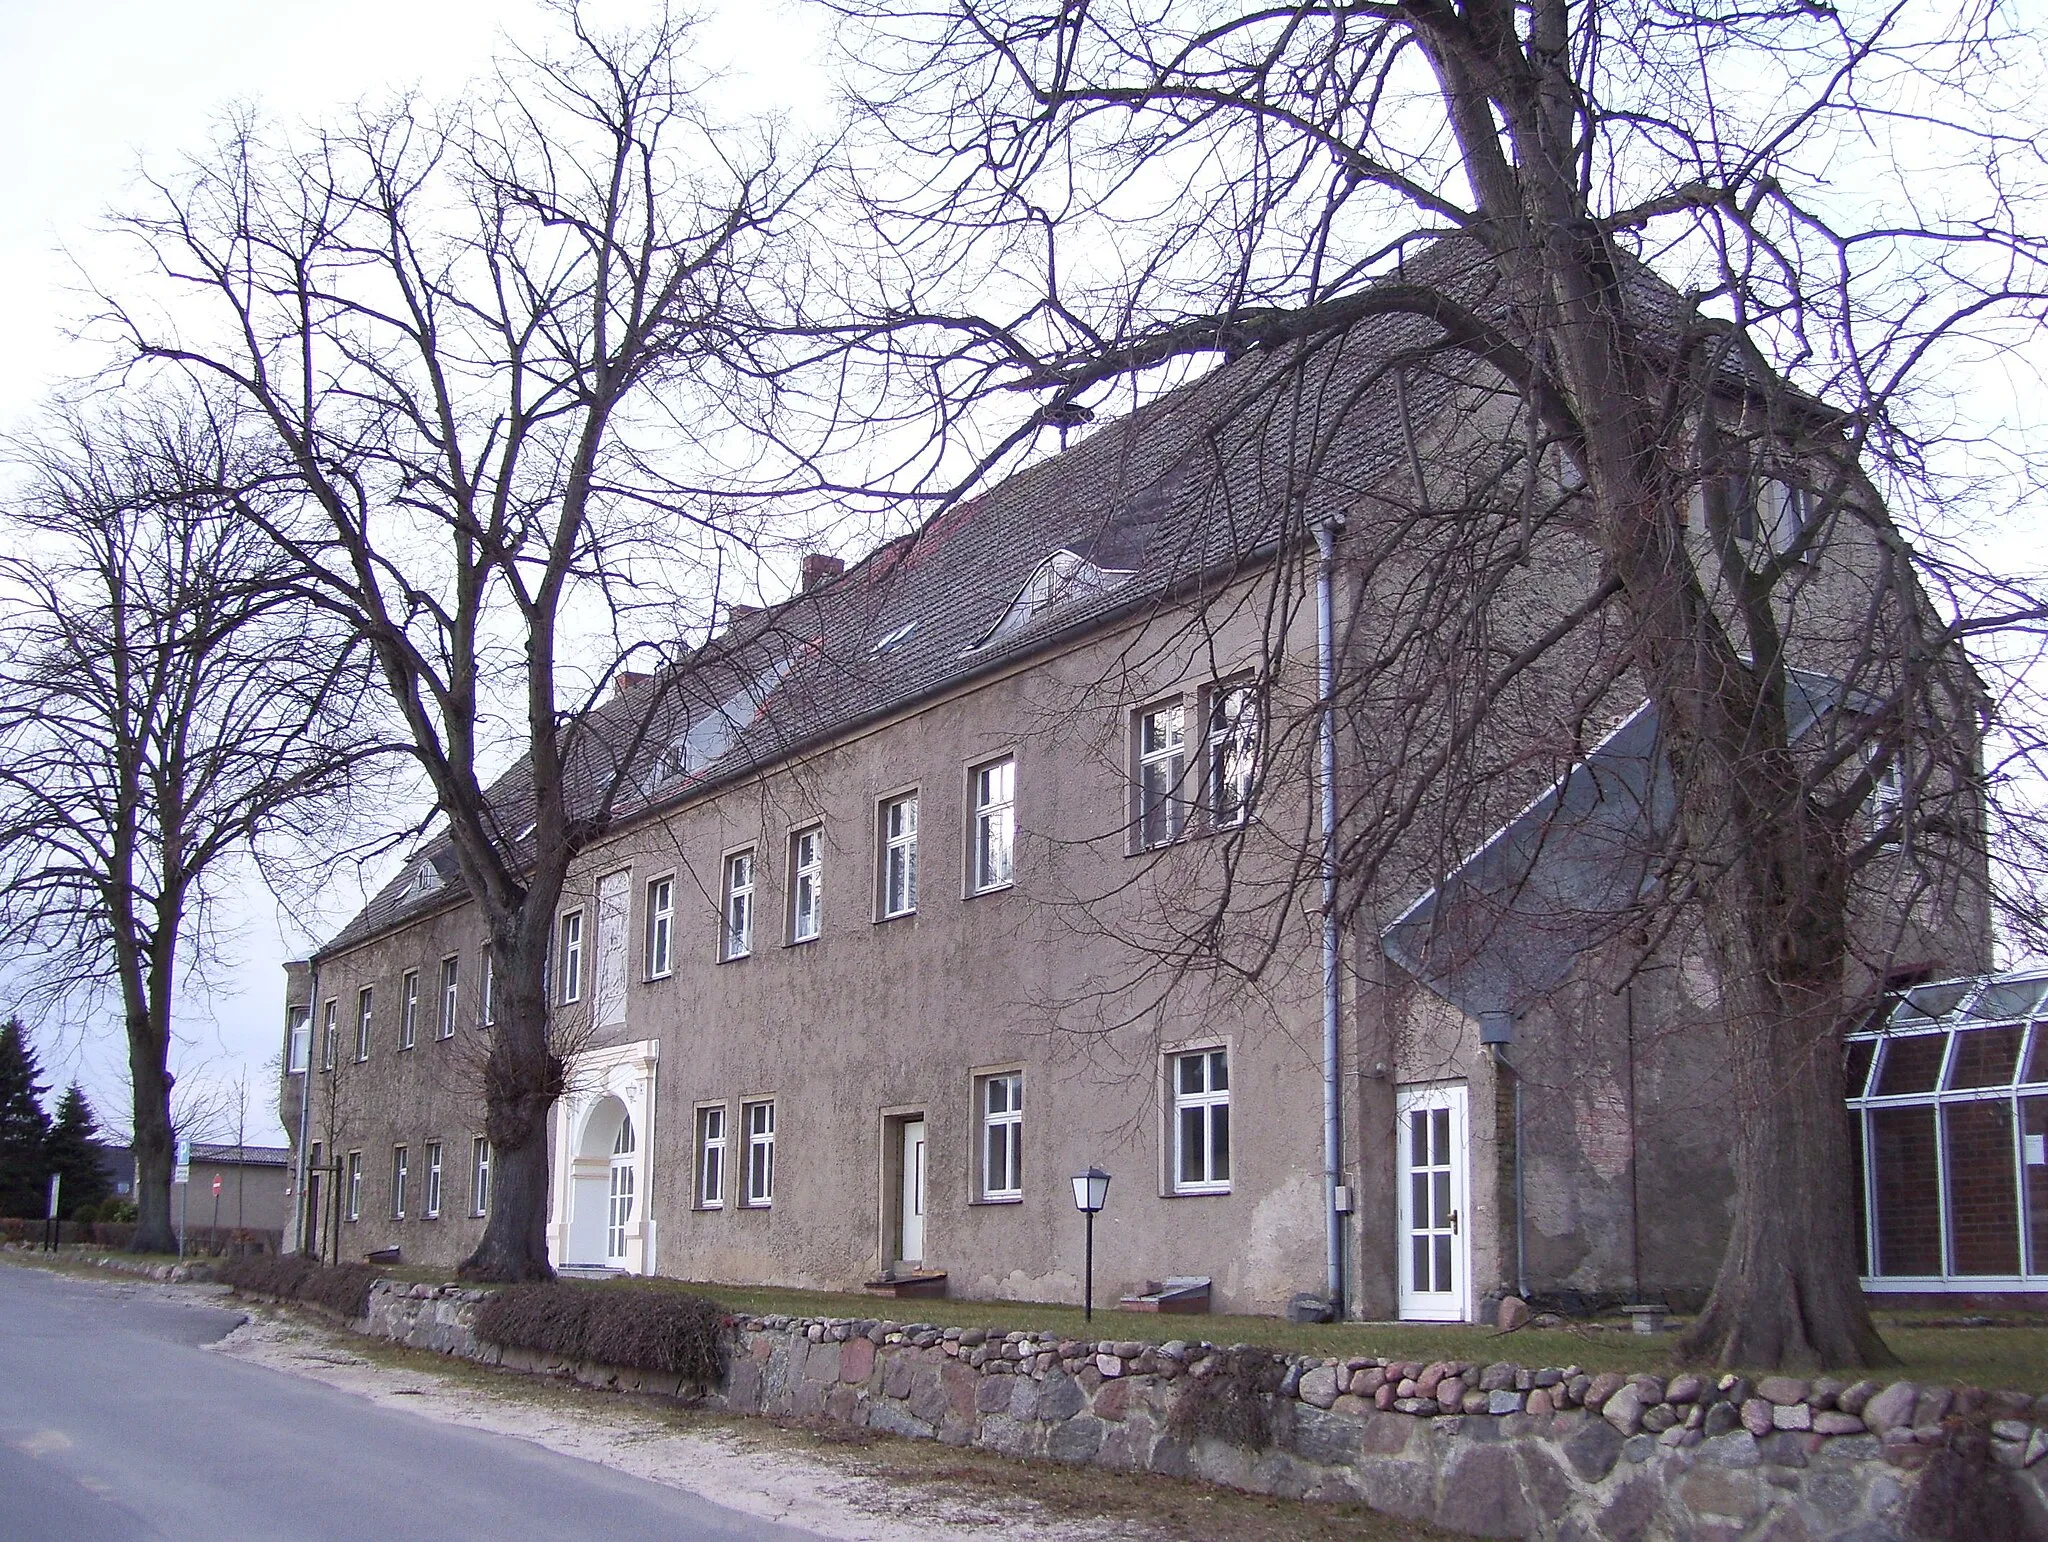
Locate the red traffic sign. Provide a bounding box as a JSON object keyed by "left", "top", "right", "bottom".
{"left": 212, "top": 1175, "right": 222, "bottom": 1195}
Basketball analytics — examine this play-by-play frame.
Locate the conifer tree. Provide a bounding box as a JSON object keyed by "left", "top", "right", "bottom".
{"left": 43, "top": 1084, "right": 111, "bottom": 1220}
{"left": 0, "top": 1018, "right": 51, "bottom": 1218}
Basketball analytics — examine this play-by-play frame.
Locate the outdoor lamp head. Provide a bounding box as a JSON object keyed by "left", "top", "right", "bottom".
{"left": 1071, "top": 1167, "right": 1111, "bottom": 1213}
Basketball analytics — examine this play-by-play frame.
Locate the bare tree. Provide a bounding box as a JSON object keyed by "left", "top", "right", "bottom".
{"left": 94, "top": 6, "right": 817, "bottom": 1279}
{"left": 821, "top": 1, "right": 2048, "bottom": 1367}
{"left": 0, "top": 393, "right": 375, "bottom": 1254}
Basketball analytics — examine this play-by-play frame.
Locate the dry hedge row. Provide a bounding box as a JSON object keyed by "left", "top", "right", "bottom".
{"left": 217, "top": 1254, "right": 378, "bottom": 1319}
{"left": 472, "top": 1284, "right": 730, "bottom": 1388}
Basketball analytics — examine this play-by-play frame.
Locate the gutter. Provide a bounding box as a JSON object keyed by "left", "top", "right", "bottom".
{"left": 1314, "top": 515, "right": 1347, "bottom": 1314}
{"left": 292, "top": 961, "right": 318, "bottom": 1257}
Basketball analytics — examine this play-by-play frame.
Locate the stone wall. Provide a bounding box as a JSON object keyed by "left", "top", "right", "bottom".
{"left": 351, "top": 1282, "right": 2047, "bottom": 1540}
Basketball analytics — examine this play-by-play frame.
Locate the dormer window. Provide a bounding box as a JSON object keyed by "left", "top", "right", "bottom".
{"left": 404, "top": 861, "right": 444, "bottom": 900}
{"left": 981, "top": 549, "right": 1134, "bottom": 645}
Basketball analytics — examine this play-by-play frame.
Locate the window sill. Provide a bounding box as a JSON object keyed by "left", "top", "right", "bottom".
{"left": 1168, "top": 1185, "right": 1232, "bottom": 1198}
{"left": 716, "top": 952, "right": 750, "bottom": 966}
{"left": 972, "top": 1194, "right": 1023, "bottom": 1206}
{"left": 875, "top": 908, "right": 917, "bottom": 924}
{"left": 966, "top": 881, "right": 1013, "bottom": 900}
{"left": 785, "top": 935, "right": 819, "bottom": 948}
{"left": 645, "top": 970, "right": 674, "bottom": 984}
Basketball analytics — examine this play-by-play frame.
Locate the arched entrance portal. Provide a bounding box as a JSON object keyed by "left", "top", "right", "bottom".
{"left": 564, "top": 1094, "right": 636, "bottom": 1267}
{"left": 545, "top": 1038, "right": 659, "bottom": 1275}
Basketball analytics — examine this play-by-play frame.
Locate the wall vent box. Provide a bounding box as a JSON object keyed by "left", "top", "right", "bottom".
{"left": 1333, "top": 1185, "right": 1355, "bottom": 1214}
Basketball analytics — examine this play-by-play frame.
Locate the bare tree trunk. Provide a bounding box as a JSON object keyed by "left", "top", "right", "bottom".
{"left": 458, "top": 934, "right": 562, "bottom": 1282}
{"left": 126, "top": 1016, "right": 175, "bottom": 1255}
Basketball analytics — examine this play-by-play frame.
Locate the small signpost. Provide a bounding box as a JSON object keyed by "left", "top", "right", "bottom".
{"left": 44, "top": 1173, "right": 61, "bottom": 1252}
{"left": 175, "top": 1138, "right": 192, "bottom": 1259}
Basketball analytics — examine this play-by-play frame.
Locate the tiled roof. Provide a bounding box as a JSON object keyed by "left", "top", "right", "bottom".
{"left": 319, "top": 238, "right": 1723, "bottom": 960}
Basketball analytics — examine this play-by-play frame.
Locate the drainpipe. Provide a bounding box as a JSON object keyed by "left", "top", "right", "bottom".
{"left": 1481, "top": 1011, "right": 1528, "bottom": 1302}
{"left": 292, "top": 962, "right": 318, "bottom": 1257}
{"left": 1314, "top": 514, "right": 1347, "bottom": 1313}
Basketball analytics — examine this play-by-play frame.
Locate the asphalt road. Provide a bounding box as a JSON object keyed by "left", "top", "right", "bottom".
{"left": 0, "top": 1262, "right": 819, "bottom": 1541}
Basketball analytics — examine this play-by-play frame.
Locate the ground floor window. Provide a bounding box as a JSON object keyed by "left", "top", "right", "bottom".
{"left": 392, "top": 1146, "right": 409, "bottom": 1218}
{"left": 744, "top": 1099, "right": 775, "bottom": 1206}
{"left": 980, "top": 1072, "right": 1022, "bottom": 1200}
{"left": 471, "top": 1137, "right": 491, "bottom": 1217}
{"left": 697, "top": 1105, "right": 726, "bottom": 1208}
{"left": 424, "top": 1141, "right": 442, "bottom": 1218}
{"left": 1171, "top": 1048, "right": 1230, "bottom": 1193}
{"left": 346, "top": 1151, "right": 363, "bottom": 1221}
{"left": 1849, "top": 974, "right": 2048, "bottom": 1285}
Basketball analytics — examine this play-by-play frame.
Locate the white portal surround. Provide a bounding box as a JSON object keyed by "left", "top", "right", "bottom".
{"left": 547, "top": 1037, "right": 659, "bottom": 1274}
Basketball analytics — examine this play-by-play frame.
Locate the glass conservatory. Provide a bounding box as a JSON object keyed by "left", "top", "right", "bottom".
{"left": 1847, "top": 972, "right": 2048, "bottom": 1291}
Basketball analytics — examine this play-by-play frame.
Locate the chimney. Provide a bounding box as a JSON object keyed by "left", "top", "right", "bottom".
{"left": 801, "top": 552, "right": 845, "bottom": 593}
{"left": 614, "top": 670, "right": 650, "bottom": 701}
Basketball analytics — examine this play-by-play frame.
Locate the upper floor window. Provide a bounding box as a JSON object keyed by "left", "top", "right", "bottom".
{"left": 480, "top": 946, "right": 495, "bottom": 1026}
{"left": 1172, "top": 1047, "right": 1231, "bottom": 1194}
{"left": 438, "top": 956, "right": 459, "bottom": 1040}
{"left": 971, "top": 757, "right": 1015, "bottom": 893}
{"left": 789, "top": 827, "right": 824, "bottom": 943}
{"left": 646, "top": 875, "right": 674, "bottom": 979}
{"left": 354, "top": 988, "right": 373, "bottom": 1063}
{"left": 399, "top": 969, "right": 419, "bottom": 1051}
{"left": 880, "top": 794, "right": 918, "bottom": 919}
{"left": 1207, "top": 684, "right": 1259, "bottom": 828}
{"left": 1136, "top": 702, "right": 1186, "bottom": 848}
{"left": 321, "top": 999, "right": 337, "bottom": 1070}
{"left": 722, "top": 850, "right": 755, "bottom": 960}
{"left": 287, "top": 1010, "right": 311, "bottom": 1074}
{"left": 559, "top": 909, "right": 584, "bottom": 1005}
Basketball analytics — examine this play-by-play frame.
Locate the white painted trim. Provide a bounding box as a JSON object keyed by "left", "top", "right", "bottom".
{"left": 547, "top": 1037, "right": 659, "bottom": 1274}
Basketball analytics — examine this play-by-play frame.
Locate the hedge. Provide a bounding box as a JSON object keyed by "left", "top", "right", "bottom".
{"left": 473, "top": 1284, "right": 730, "bottom": 1388}
{"left": 217, "top": 1254, "right": 378, "bottom": 1319}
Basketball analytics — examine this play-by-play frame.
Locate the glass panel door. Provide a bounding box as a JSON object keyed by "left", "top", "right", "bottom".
{"left": 1397, "top": 1085, "right": 1468, "bottom": 1321}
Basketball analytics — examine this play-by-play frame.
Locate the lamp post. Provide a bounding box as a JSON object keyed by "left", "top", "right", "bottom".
{"left": 1070, "top": 1167, "right": 1111, "bottom": 1320}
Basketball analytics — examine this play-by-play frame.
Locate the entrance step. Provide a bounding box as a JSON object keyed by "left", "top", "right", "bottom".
{"left": 862, "top": 1269, "right": 949, "bottom": 1299}
{"left": 1118, "top": 1277, "right": 1211, "bottom": 1314}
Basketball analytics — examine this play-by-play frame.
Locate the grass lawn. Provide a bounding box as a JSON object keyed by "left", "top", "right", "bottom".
{"left": 589, "top": 1275, "right": 2048, "bottom": 1392}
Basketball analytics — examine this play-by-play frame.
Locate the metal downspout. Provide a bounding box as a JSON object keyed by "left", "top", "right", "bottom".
{"left": 1514, "top": 1056, "right": 1530, "bottom": 1301}
{"left": 1314, "top": 515, "right": 1346, "bottom": 1312}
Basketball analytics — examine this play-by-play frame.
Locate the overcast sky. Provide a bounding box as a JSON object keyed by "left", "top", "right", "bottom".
{"left": 0, "top": 0, "right": 821, "bottom": 1142}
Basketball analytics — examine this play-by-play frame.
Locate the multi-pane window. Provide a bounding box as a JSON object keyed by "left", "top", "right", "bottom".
{"left": 392, "top": 1145, "right": 410, "bottom": 1218}
{"left": 400, "top": 970, "right": 419, "bottom": 1051}
{"left": 354, "top": 988, "right": 373, "bottom": 1063}
{"left": 981, "top": 1072, "right": 1023, "bottom": 1200}
{"left": 345, "top": 1151, "right": 363, "bottom": 1221}
{"left": 1137, "top": 703, "right": 1186, "bottom": 848}
{"left": 438, "top": 957, "right": 459, "bottom": 1039}
{"left": 608, "top": 1116, "right": 637, "bottom": 1260}
{"left": 321, "top": 999, "right": 337, "bottom": 1071}
{"left": 971, "top": 757, "right": 1015, "bottom": 892}
{"left": 424, "top": 1141, "right": 443, "bottom": 1218}
{"left": 288, "top": 1010, "right": 311, "bottom": 1074}
{"left": 559, "top": 910, "right": 584, "bottom": 1004}
{"left": 743, "top": 1099, "right": 776, "bottom": 1206}
{"left": 1172, "top": 1048, "right": 1232, "bottom": 1192}
{"left": 470, "top": 1137, "right": 491, "bottom": 1216}
{"left": 881, "top": 794, "right": 918, "bottom": 918}
{"left": 646, "top": 875, "right": 674, "bottom": 979}
{"left": 722, "top": 850, "right": 755, "bottom": 960}
{"left": 1207, "top": 684, "right": 1259, "bottom": 828}
{"left": 480, "top": 947, "right": 495, "bottom": 1026}
{"left": 697, "top": 1105, "right": 727, "bottom": 1208}
{"left": 790, "top": 828, "right": 823, "bottom": 943}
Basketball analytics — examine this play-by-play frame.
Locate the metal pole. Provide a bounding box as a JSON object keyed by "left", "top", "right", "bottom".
{"left": 1084, "top": 1209, "right": 1095, "bottom": 1322}
{"left": 293, "top": 964, "right": 319, "bottom": 1256}
{"left": 1314, "top": 514, "right": 1346, "bottom": 1313}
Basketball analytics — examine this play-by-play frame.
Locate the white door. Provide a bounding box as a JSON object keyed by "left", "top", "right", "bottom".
{"left": 607, "top": 1114, "right": 637, "bottom": 1265}
{"left": 1397, "top": 1086, "right": 1469, "bottom": 1321}
{"left": 899, "top": 1119, "right": 927, "bottom": 1265}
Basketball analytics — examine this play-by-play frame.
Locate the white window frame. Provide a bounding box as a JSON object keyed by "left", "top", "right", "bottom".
{"left": 1135, "top": 701, "right": 1186, "bottom": 849}
{"left": 1206, "top": 682, "right": 1259, "bottom": 829}
{"left": 354, "top": 987, "right": 373, "bottom": 1063}
{"left": 392, "top": 1144, "right": 409, "bottom": 1219}
{"left": 399, "top": 969, "right": 419, "bottom": 1051}
{"left": 880, "top": 793, "right": 919, "bottom": 919}
{"left": 743, "top": 1098, "right": 775, "bottom": 1207}
{"left": 287, "top": 1010, "right": 311, "bottom": 1074}
{"left": 471, "top": 1137, "right": 491, "bottom": 1217}
{"left": 646, "top": 874, "right": 675, "bottom": 979}
{"left": 438, "top": 956, "right": 459, "bottom": 1039}
{"left": 346, "top": 1150, "right": 363, "bottom": 1221}
{"left": 1170, "top": 1047, "right": 1232, "bottom": 1194}
{"left": 979, "top": 1071, "right": 1023, "bottom": 1201}
{"left": 424, "top": 1140, "right": 443, "bottom": 1218}
{"left": 559, "top": 909, "right": 584, "bottom": 1004}
{"left": 789, "top": 827, "right": 824, "bottom": 944}
{"left": 480, "top": 946, "right": 495, "bottom": 1027}
{"left": 697, "top": 1103, "right": 727, "bottom": 1209}
{"left": 722, "top": 850, "right": 755, "bottom": 961}
{"left": 970, "top": 756, "right": 1015, "bottom": 893}
{"left": 321, "top": 999, "right": 337, "bottom": 1071}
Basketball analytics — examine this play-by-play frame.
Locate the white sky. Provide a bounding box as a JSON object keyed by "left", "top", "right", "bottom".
{"left": 0, "top": 0, "right": 824, "bottom": 1143}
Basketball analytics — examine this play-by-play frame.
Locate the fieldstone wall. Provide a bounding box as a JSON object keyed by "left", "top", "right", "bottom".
{"left": 354, "top": 1282, "right": 2048, "bottom": 1540}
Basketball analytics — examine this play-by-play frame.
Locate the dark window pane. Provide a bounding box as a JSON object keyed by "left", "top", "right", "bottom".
{"left": 1969, "top": 978, "right": 2048, "bottom": 1021}
{"left": 1180, "top": 1107, "right": 1205, "bottom": 1183}
{"left": 1845, "top": 1040, "right": 1876, "bottom": 1099}
{"left": 1211, "top": 1106, "right": 1230, "bottom": 1181}
{"left": 2024, "top": 1027, "right": 2048, "bottom": 1086}
{"left": 1433, "top": 1234, "right": 1452, "bottom": 1293}
{"left": 1410, "top": 1110, "right": 1428, "bottom": 1163}
{"left": 1412, "top": 1235, "right": 1429, "bottom": 1291}
{"left": 1180, "top": 1056, "right": 1204, "bottom": 1096}
{"left": 1945, "top": 1102, "right": 2020, "bottom": 1275}
{"left": 1898, "top": 981, "right": 1971, "bottom": 1022}
{"left": 1210, "top": 1050, "right": 1228, "bottom": 1091}
{"left": 2024, "top": 1097, "right": 2048, "bottom": 1273}
{"left": 1432, "top": 1171, "right": 1450, "bottom": 1227}
{"left": 1431, "top": 1107, "right": 1449, "bottom": 1164}
{"left": 1870, "top": 1106, "right": 1942, "bottom": 1275}
{"left": 1874, "top": 1035, "right": 1946, "bottom": 1096}
{"left": 1411, "top": 1170, "right": 1428, "bottom": 1223}
{"left": 1947, "top": 1027, "right": 2023, "bottom": 1090}
{"left": 1850, "top": 1110, "right": 1869, "bottom": 1274}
